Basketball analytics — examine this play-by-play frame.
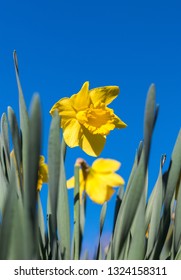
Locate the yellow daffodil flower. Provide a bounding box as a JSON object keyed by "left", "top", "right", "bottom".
{"left": 37, "top": 156, "right": 48, "bottom": 191}
{"left": 67, "top": 158, "right": 125, "bottom": 204}
{"left": 10, "top": 151, "right": 48, "bottom": 191}
{"left": 50, "top": 82, "right": 127, "bottom": 156}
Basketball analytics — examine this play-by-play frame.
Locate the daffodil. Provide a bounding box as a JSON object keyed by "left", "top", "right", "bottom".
{"left": 50, "top": 82, "right": 127, "bottom": 156}
{"left": 37, "top": 156, "right": 48, "bottom": 191}
{"left": 10, "top": 151, "right": 48, "bottom": 191}
{"left": 67, "top": 158, "right": 124, "bottom": 204}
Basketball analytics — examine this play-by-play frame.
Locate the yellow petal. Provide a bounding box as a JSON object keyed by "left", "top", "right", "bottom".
{"left": 50, "top": 97, "right": 76, "bottom": 119}
{"left": 79, "top": 126, "right": 106, "bottom": 157}
{"left": 89, "top": 86, "right": 119, "bottom": 106}
{"left": 86, "top": 173, "right": 115, "bottom": 204}
{"left": 66, "top": 176, "right": 75, "bottom": 189}
{"left": 38, "top": 164, "right": 48, "bottom": 183}
{"left": 113, "top": 113, "right": 127, "bottom": 128}
{"left": 70, "top": 82, "right": 91, "bottom": 111}
{"left": 92, "top": 158, "right": 121, "bottom": 173}
{"left": 63, "top": 119, "right": 81, "bottom": 147}
{"left": 98, "top": 172, "right": 125, "bottom": 186}
{"left": 39, "top": 155, "right": 45, "bottom": 165}
{"left": 37, "top": 178, "right": 43, "bottom": 191}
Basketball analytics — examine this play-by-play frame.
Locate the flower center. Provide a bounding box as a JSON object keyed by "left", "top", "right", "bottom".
{"left": 76, "top": 104, "right": 116, "bottom": 135}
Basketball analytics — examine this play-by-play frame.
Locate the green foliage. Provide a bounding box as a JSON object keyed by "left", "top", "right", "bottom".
{"left": 0, "top": 53, "right": 180, "bottom": 259}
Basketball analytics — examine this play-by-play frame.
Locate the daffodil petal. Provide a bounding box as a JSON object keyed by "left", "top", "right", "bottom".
{"left": 85, "top": 173, "right": 115, "bottom": 204}
{"left": 89, "top": 86, "right": 120, "bottom": 106}
{"left": 40, "top": 166, "right": 48, "bottom": 182}
{"left": 70, "top": 82, "right": 91, "bottom": 111}
{"left": 50, "top": 97, "right": 76, "bottom": 119}
{"left": 39, "top": 155, "right": 45, "bottom": 165}
{"left": 66, "top": 176, "right": 75, "bottom": 189}
{"left": 99, "top": 173, "right": 125, "bottom": 186}
{"left": 92, "top": 158, "right": 121, "bottom": 173}
{"left": 37, "top": 179, "right": 43, "bottom": 191}
{"left": 79, "top": 126, "right": 106, "bottom": 157}
{"left": 113, "top": 114, "right": 127, "bottom": 128}
{"left": 63, "top": 119, "right": 81, "bottom": 147}
{"left": 38, "top": 156, "right": 48, "bottom": 183}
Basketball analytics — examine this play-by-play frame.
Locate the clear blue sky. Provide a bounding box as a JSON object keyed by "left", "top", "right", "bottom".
{"left": 0, "top": 0, "right": 181, "bottom": 256}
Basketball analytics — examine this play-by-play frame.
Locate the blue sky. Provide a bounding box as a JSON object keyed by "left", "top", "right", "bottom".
{"left": 0, "top": 0, "right": 181, "bottom": 256}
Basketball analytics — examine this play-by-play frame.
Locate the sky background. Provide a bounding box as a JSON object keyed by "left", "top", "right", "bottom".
{"left": 0, "top": 0, "right": 181, "bottom": 257}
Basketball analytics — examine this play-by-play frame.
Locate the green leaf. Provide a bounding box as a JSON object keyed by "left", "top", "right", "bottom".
{"left": 112, "top": 143, "right": 142, "bottom": 238}
{"left": 112, "top": 186, "right": 124, "bottom": 232}
{"left": 99, "top": 202, "right": 107, "bottom": 235}
{"left": 37, "top": 193, "right": 46, "bottom": 259}
{"left": 126, "top": 172, "right": 148, "bottom": 259}
{"left": 1, "top": 113, "right": 10, "bottom": 181}
{"left": 61, "top": 137, "right": 67, "bottom": 161}
{"left": 0, "top": 159, "right": 8, "bottom": 214}
{"left": 146, "top": 157, "right": 164, "bottom": 259}
{"left": 175, "top": 244, "right": 181, "bottom": 260}
{"left": 79, "top": 193, "right": 86, "bottom": 255}
{"left": 48, "top": 111, "right": 61, "bottom": 255}
{"left": 13, "top": 52, "right": 30, "bottom": 192}
{"left": 173, "top": 175, "right": 181, "bottom": 255}
{"left": 96, "top": 202, "right": 107, "bottom": 259}
{"left": 159, "top": 224, "right": 173, "bottom": 260}
{"left": 164, "top": 130, "right": 181, "bottom": 212}
{"left": 73, "top": 164, "right": 80, "bottom": 260}
{"left": 8, "top": 107, "right": 23, "bottom": 190}
{"left": 0, "top": 157, "right": 26, "bottom": 259}
{"left": 57, "top": 146, "right": 71, "bottom": 259}
{"left": 1, "top": 113, "right": 9, "bottom": 154}
{"left": 112, "top": 149, "right": 146, "bottom": 259}
{"left": 144, "top": 84, "right": 158, "bottom": 164}
{"left": 153, "top": 130, "right": 181, "bottom": 259}
{"left": 28, "top": 95, "right": 41, "bottom": 219}
{"left": 13, "top": 52, "right": 40, "bottom": 259}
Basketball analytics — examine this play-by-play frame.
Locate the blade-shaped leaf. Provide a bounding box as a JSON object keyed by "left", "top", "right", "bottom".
{"left": 57, "top": 145, "right": 71, "bottom": 259}
{"left": 173, "top": 175, "right": 181, "bottom": 254}
{"left": 1, "top": 113, "right": 10, "bottom": 181}
{"left": 146, "top": 158, "right": 164, "bottom": 259}
{"left": 0, "top": 157, "right": 26, "bottom": 259}
{"left": 126, "top": 172, "right": 148, "bottom": 260}
{"left": 164, "top": 130, "right": 181, "bottom": 212}
{"left": 144, "top": 84, "right": 157, "bottom": 165}
{"left": 112, "top": 149, "right": 146, "bottom": 259}
{"left": 8, "top": 106, "right": 22, "bottom": 190}
{"left": 48, "top": 111, "right": 61, "bottom": 252}
{"left": 96, "top": 202, "right": 107, "bottom": 259}
{"left": 73, "top": 164, "right": 80, "bottom": 260}
{"left": 153, "top": 130, "right": 181, "bottom": 259}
